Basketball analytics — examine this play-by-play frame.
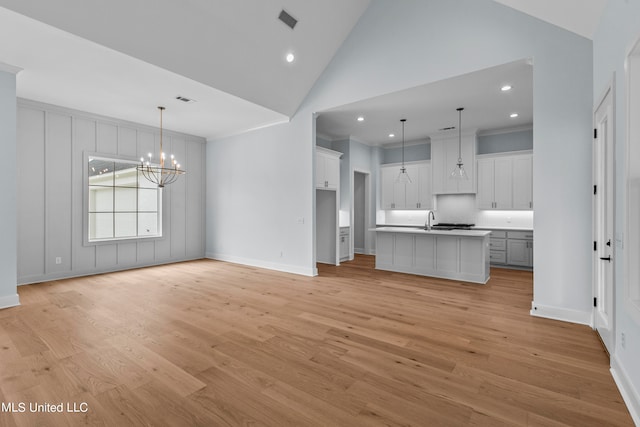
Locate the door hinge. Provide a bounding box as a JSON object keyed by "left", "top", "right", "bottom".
{"left": 594, "top": 241, "right": 597, "bottom": 251}
{"left": 594, "top": 128, "right": 598, "bottom": 139}
{"left": 594, "top": 297, "right": 597, "bottom": 307}
{"left": 594, "top": 185, "right": 597, "bottom": 195}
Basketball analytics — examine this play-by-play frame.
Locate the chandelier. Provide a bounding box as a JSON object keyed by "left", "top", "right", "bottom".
{"left": 137, "top": 106, "right": 186, "bottom": 188}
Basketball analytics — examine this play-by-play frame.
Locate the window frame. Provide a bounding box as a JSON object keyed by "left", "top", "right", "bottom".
{"left": 83, "top": 152, "right": 164, "bottom": 246}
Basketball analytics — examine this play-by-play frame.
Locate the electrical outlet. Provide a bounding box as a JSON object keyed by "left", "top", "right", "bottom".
{"left": 621, "top": 332, "right": 626, "bottom": 349}
{"left": 55, "top": 257, "right": 62, "bottom": 265}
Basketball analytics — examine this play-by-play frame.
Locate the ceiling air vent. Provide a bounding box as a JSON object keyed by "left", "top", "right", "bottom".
{"left": 175, "top": 96, "right": 195, "bottom": 103}
{"left": 278, "top": 9, "right": 297, "bottom": 30}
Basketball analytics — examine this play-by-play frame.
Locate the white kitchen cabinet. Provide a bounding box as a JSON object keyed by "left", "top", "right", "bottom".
{"left": 476, "top": 152, "right": 532, "bottom": 210}
{"left": 316, "top": 147, "right": 341, "bottom": 190}
{"left": 512, "top": 155, "right": 533, "bottom": 209}
{"left": 339, "top": 227, "right": 350, "bottom": 261}
{"left": 405, "top": 163, "right": 432, "bottom": 209}
{"left": 477, "top": 157, "right": 513, "bottom": 209}
{"left": 380, "top": 161, "right": 432, "bottom": 210}
{"left": 488, "top": 230, "right": 507, "bottom": 264}
{"left": 506, "top": 231, "right": 533, "bottom": 267}
{"left": 380, "top": 166, "right": 406, "bottom": 209}
{"left": 431, "top": 132, "right": 476, "bottom": 194}
{"left": 373, "top": 227, "right": 491, "bottom": 284}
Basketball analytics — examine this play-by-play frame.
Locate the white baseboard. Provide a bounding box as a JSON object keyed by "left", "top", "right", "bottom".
{"left": 530, "top": 301, "right": 592, "bottom": 325}
{"left": 205, "top": 252, "right": 316, "bottom": 277}
{"left": 0, "top": 293, "right": 20, "bottom": 310}
{"left": 18, "top": 255, "right": 205, "bottom": 286}
{"left": 611, "top": 355, "right": 640, "bottom": 426}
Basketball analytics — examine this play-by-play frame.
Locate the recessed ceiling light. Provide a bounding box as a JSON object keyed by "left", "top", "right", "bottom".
{"left": 510, "top": 113, "right": 519, "bottom": 118}
{"left": 501, "top": 85, "right": 512, "bottom": 91}
{"left": 286, "top": 52, "right": 295, "bottom": 63}
{"left": 389, "top": 133, "right": 395, "bottom": 138}
{"left": 357, "top": 116, "right": 364, "bottom": 122}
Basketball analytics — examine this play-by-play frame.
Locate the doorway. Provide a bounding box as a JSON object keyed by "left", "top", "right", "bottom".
{"left": 593, "top": 79, "right": 615, "bottom": 356}
{"left": 316, "top": 189, "right": 339, "bottom": 265}
{"left": 352, "top": 170, "right": 370, "bottom": 256}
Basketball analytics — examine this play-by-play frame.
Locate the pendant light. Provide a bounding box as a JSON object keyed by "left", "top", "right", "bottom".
{"left": 450, "top": 107, "right": 468, "bottom": 180}
{"left": 396, "top": 119, "right": 412, "bottom": 184}
{"left": 137, "top": 106, "right": 186, "bottom": 188}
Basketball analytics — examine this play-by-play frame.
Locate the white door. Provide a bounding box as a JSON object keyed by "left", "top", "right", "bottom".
{"left": 593, "top": 83, "right": 615, "bottom": 355}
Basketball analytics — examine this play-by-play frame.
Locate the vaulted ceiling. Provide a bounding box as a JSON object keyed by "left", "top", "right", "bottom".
{"left": 0, "top": 1, "right": 606, "bottom": 140}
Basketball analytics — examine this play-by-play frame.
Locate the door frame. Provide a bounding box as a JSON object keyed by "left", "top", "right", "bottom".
{"left": 351, "top": 169, "right": 371, "bottom": 257}
{"left": 592, "top": 76, "right": 616, "bottom": 355}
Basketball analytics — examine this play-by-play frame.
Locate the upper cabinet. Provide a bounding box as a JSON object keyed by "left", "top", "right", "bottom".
{"left": 380, "top": 161, "right": 432, "bottom": 210}
{"left": 316, "top": 147, "right": 342, "bottom": 190}
{"left": 476, "top": 152, "right": 533, "bottom": 210}
{"left": 477, "top": 157, "right": 513, "bottom": 209}
{"left": 431, "top": 132, "right": 476, "bottom": 194}
{"left": 512, "top": 154, "right": 533, "bottom": 209}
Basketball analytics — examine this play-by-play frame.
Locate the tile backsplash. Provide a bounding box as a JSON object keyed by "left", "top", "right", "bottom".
{"left": 377, "top": 193, "right": 533, "bottom": 229}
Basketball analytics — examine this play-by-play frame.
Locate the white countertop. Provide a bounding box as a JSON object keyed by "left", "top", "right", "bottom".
{"left": 474, "top": 226, "right": 533, "bottom": 231}
{"left": 376, "top": 224, "right": 532, "bottom": 232}
{"left": 371, "top": 227, "right": 491, "bottom": 237}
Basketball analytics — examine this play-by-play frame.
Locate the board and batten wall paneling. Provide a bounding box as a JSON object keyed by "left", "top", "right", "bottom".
{"left": 186, "top": 140, "right": 205, "bottom": 258}
{"left": 153, "top": 132, "right": 171, "bottom": 262}
{"left": 17, "top": 107, "right": 46, "bottom": 280}
{"left": 45, "top": 112, "right": 73, "bottom": 274}
{"left": 16, "top": 99, "right": 206, "bottom": 285}
{"left": 73, "top": 117, "right": 97, "bottom": 270}
{"left": 0, "top": 68, "right": 19, "bottom": 308}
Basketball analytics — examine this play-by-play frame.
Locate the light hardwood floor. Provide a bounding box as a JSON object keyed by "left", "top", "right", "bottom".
{"left": 0, "top": 256, "right": 633, "bottom": 426}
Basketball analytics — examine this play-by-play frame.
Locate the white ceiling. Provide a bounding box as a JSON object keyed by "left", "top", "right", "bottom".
{"left": 316, "top": 60, "right": 533, "bottom": 147}
{"left": 0, "top": 1, "right": 605, "bottom": 140}
{"left": 0, "top": 0, "right": 369, "bottom": 139}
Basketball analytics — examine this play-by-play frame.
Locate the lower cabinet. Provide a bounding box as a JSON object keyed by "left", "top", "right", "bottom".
{"left": 374, "top": 230, "right": 490, "bottom": 284}
{"left": 484, "top": 229, "right": 533, "bottom": 269}
{"left": 489, "top": 231, "right": 507, "bottom": 264}
{"left": 506, "top": 231, "right": 533, "bottom": 267}
{"left": 339, "top": 227, "right": 350, "bottom": 261}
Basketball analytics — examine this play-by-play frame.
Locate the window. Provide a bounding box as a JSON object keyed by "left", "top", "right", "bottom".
{"left": 88, "top": 156, "right": 162, "bottom": 242}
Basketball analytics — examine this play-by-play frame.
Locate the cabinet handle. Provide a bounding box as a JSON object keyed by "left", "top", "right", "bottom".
{"left": 529, "top": 201, "right": 532, "bottom": 209}
{"left": 391, "top": 203, "right": 395, "bottom": 209}
{"left": 325, "top": 180, "right": 328, "bottom": 187}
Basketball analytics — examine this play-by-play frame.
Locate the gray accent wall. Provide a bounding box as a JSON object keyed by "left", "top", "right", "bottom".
{"left": 16, "top": 100, "right": 206, "bottom": 285}
{"left": 477, "top": 129, "right": 533, "bottom": 154}
{"left": 382, "top": 142, "right": 430, "bottom": 164}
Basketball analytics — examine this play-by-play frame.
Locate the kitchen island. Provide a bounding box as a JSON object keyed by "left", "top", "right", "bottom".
{"left": 372, "top": 227, "right": 491, "bottom": 284}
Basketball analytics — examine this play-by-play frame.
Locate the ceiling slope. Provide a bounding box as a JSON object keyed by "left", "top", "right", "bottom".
{"left": 0, "top": 0, "right": 370, "bottom": 118}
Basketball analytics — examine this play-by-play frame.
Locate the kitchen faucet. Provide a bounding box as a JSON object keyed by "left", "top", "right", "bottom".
{"left": 425, "top": 211, "right": 435, "bottom": 231}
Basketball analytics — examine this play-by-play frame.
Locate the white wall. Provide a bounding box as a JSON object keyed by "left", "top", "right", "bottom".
{"left": 16, "top": 100, "right": 206, "bottom": 284}
{"left": 206, "top": 0, "right": 593, "bottom": 322}
{"left": 0, "top": 66, "right": 19, "bottom": 308}
{"left": 593, "top": 1, "right": 640, "bottom": 422}
{"left": 206, "top": 115, "right": 314, "bottom": 275}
